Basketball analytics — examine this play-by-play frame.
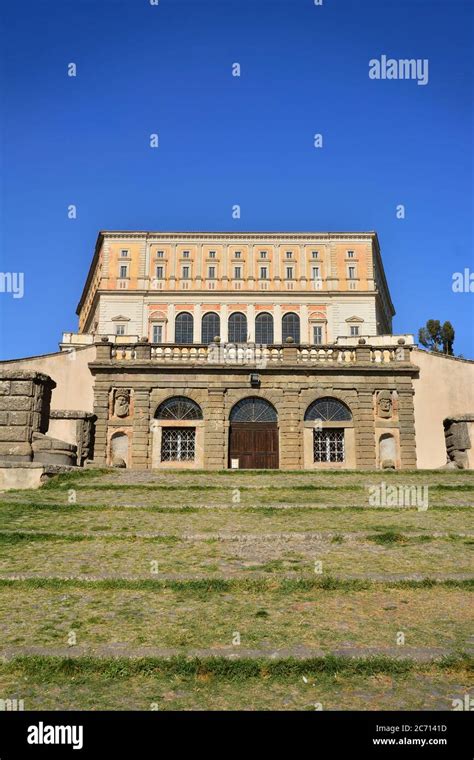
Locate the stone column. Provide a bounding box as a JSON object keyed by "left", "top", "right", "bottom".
{"left": 204, "top": 389, "right": 226, "bottom": 469}
{"left": 169, "top": 243, "right": 177, "bottom": 289}
{"left": 222, "top": 244, "right": 228, "bottom": 285}
{"left": 274, "top": 304, "right": 282, "bottom": 343}
{"left": 196, "top": 244, "right": 202, "bottom": 284}
{"left": 279, "top": 389, "right": 302, "bottom": 469}
{"left": 132, "top": 388, "right": 151, "bottom": 470}
{"left": 299, "top": 244, "right": 307, "bottom": 282}
{"left": 194, "top": 303, "right": 202, "bottom": 343}
{"left": 247, "top": 244, "right": 255, "bottom": 289}
{"left": 300, "top": 304, "right": 309, "bottom": 343}
{"left": 397, "top": 388, "right": 417, "bottom": 469}
{"left": 355, "top": 390, "right": 377, "bottom": 469}
{"left": 274, "top": 244, "right": 281, "bottom": 282}
{"left": 168, "top": 303, "right": 176, "bottom": 342}
{"left": 92, "top": 386, "right": 110, "bottom": 465}
{"left": 247, "top": 304, "right": 256, "bottom": 342}
{"left": 221, "top": 304, "right": 228, "bottom": 343}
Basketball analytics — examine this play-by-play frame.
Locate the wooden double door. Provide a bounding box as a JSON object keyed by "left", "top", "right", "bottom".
{"left": 228, "top": 422, "right": 279, "bottom": 469}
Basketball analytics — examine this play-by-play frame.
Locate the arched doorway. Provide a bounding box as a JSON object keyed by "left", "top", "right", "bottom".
{"left": 229, "top": 397, "right": 278, "bottom": 469}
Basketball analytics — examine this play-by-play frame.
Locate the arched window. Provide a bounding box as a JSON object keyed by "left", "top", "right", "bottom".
{"left": 282, "top": 312, "right": 300, "bottom": 343}
{"left": 202, "top": 312, "right": 220, "bottom": 345}
{"left": 304, "top": 397, "right": 352, "bottom": 422}
{"left": 228, "top": 312, "right": 247, "bottom": 343}
{"left": 255, "top": 312, "right": 274, "bottom": 344}
{"left": 230, "top": 397, "right": 277, "bottom": 423}
{"left": 155, "top": 396, "right": 203, "bottom": 420}
{"left": 175, "top": 312, "right": 193, "bottom": 344}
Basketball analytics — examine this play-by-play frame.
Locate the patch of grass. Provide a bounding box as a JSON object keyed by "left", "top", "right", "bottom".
{"left": 41, "top": 469, "right": 109, "bottom": 490}
{"left": 0, "top": 531, "right": 179, "bottom": 545}
{"left": 0, "top": 576, "right": 471, "bottom": 593}
{"left": 433, "top": 484, "right": 474, "bottom": 492}
{"left": 2, "top": 653, "right": 471, "bottom": 682}
{"left": 331, "top": 534, "right": 344, "bottom": 544}
{"left": 367, "top": 531, "right": 407, "bottom": 545}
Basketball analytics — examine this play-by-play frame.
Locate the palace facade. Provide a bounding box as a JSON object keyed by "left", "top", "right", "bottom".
{"left": 1, "top": 230, "right": 473, "bottom": 483}
{"left": 67, "top": 230, "right": 413, "bottom": 471}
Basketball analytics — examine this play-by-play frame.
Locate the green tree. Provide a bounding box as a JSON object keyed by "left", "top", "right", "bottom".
{"left": 418, "top": 319, "right": 455, "bottom": 355}
{"left": 440, "top": 321, "right": 455, "bottom": 355}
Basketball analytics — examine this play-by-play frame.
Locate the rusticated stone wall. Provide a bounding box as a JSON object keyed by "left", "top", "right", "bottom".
{"left": 88, "top": 350, "right": 419, "bottom": 471}
{"left": 0, "top": 371, "right": 55, "bottom": 461}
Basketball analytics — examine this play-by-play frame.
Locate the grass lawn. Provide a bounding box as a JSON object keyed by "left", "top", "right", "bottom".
{"left": 0, "top": 468, "right": 472, "bottom": 710}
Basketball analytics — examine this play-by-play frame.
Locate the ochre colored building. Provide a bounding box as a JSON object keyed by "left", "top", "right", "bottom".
{"left": 1, "top": 231, "right": 473, "bottom": 479}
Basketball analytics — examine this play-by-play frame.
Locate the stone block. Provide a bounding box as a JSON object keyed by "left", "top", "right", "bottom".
{"left": 0, "top": 426, "right": 29, "bottom": 442}
{"left": 8, "top": 411, "right": 29, "bottom": 426}
{"left": 10, "top": 381, "right": 33, "bottom": 396}
{"left": 0, "top": 442, "right": 32, "bottom": 458}
{"left": 0, "top": 397, "right": 31, "bottom": 412}
{"left": 0, "top": 381, "right": 10, "bottom": 395}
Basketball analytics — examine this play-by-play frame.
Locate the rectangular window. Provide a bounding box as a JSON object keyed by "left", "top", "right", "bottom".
{"left": 234, "top": 266, "right": 242, "bottom": 279}
{"left": 348, "top": 266, "right": 356, "bottom": 279}
{"left": 182, "top": 251, "right": 190, "bottom": 258}
{"left": 347, "top": 250, "right": 354, "bottom": 258}
{"left": 285, "top": 251, "right": 293, "bottom": 259}
{"left": 120, "top": 249, "right": 129, "bottom": 258}
{"left": 286, "top": 266, "right": 294, "bottom": 280}
{"left": 119, "top": 265, "right": 128, "bottom": 278}
{"left": 350, "top": 325, "right": 359, "bottom": 336}
{"left": 312, "top": 251, "right": 319, "bottom": 259}
{"left": 234, "top": 251, "right": 241, "bottom": 258}
{"left": 209, "top": 251, "right": 216, "bottom": 258}
{"left": 182, "top": 266, "right": 190, "bottom": 279}
{"left": 260, "top": 251, "right": 267, "bottom": 259}
{"left": 313, "top": 429, "right": 345, "bottom": 463}
{"left": 152, "top": 324, "right": 163, "bottom": 343}
{"left": 115, "top": 324, "right": 126, "bottom": 336}
{"left": 313, "top": 325, "right": 323, "bottom": 345}
{"left": 208, "top": 266, "right": 216, "bottom": 279}
{"left": 156, "top": 266, "right": 164, "bottom": 279}
{"left": 156, "top": 250, "right": 164, "bottom": 258}
{"left": 161, "top": 427, "right": 196, "bottom": 462}
{"left": 312, "top": 266, "right": 320, "bottom": 280}
{"left": 260, "top": 266, "right": 268, "bottom": 280}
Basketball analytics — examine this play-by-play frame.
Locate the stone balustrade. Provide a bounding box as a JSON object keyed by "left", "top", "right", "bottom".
{"left": 99, "top": 340, "right": 413, "bottom": 365}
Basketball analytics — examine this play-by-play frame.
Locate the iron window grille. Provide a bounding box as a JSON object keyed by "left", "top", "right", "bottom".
{"left": 313, "top": 429, "right": 345, "bottom": 463}
{"left": 305, "top": 397, "right": 352, "bottom": 422}
{"left": 161, "top": 427, "right": 196, "bottom": 462}
{"left": 156, "top": 396, "right": 203, "bottom": 420}
{"left": 230, "top": 397, "right": 277, "bottom": 423}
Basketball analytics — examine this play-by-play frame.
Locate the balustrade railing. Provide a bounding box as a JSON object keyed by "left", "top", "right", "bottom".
{"left": 99, "top": 340, "right": 411, "bottom": 366}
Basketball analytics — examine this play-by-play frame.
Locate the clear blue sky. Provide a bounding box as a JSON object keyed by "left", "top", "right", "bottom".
{"left": 0, "top": 0, "right": 473, "bottom": 359}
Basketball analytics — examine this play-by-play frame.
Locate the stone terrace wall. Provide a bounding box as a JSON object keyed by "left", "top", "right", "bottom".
{"left": 0, "top": 371, "right": 56, "bottom": 461}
